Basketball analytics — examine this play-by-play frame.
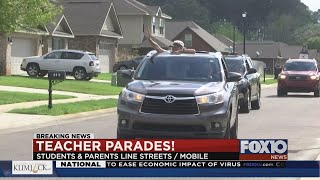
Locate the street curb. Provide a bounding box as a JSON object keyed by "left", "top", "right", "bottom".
{"left": 261, "top": 84, "right": 277, "bottom": 89}
{"left": 0, "top": 108, "right": 117, "bottom": 135}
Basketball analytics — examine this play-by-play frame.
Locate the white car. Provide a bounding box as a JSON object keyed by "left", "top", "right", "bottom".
{"left": 21, "top": 50, "right": 101, "bottom": 80}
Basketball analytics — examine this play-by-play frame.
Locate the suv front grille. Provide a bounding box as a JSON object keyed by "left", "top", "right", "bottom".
{"left": 133, "top": 123, "right": 206, "bottom": 132}
{"left": 288, "top": 75, "right": 309, "bottom": 81}
{"left": 141, "top": 97, "right": 199, "bottom": 115}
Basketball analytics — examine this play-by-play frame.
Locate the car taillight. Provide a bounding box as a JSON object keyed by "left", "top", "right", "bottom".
{"left": 89, "top": 61, "right": 94, "bottom": 66}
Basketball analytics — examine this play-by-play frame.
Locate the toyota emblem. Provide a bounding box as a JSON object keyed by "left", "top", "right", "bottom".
{"left": 164, "top": 95, "right": 176, "bottom": 103}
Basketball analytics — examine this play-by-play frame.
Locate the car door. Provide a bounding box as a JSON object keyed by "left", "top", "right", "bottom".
{"left": 59, "top": 52, "right": 84, "bottom": 72}
{"left": 40, "top": 51, "right": 62, "bottom": 70}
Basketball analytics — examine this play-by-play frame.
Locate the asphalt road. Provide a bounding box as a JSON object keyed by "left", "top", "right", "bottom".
{"left": 0, "top": 86, "right": 319, "bottom": 180}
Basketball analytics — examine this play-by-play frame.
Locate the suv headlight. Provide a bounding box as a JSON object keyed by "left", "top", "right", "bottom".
{"left": 121, "top": 88, "right": 145, "bottom": 102}
{"left": 196, "top": 91, "right": 224, "bottom": 104}
{"left": 279, "top": 74, "right": 286, "bottom": 79}
{"left": 310, "top": 75, "right": 319, "bottom": 80}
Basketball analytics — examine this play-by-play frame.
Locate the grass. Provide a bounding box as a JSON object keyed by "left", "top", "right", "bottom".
{"left": 94, "top": 73, "right": 113, "bottom": 81}
{"left": 0, "top": 91, "right": 74, "bottom": 105}
{"left": 0, "top": 76, "right": 123, "bottom": 96}
{"left": 261, "top": 78, "right": 277, "bottom": 85}
{"left": 9, "top": 99, "right": 118, "bottom": 116}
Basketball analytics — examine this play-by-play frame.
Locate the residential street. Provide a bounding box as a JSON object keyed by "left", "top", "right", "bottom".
{"left": 0, "top": 86, "right": 319, "bottom": 162}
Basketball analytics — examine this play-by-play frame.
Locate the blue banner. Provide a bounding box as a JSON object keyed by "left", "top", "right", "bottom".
{"left": 0, "top": 161, "right": 318, "bottom": 177}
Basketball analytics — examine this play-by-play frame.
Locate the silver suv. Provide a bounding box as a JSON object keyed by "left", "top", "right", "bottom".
{"left": 21, "top": 50, "right": 101, "bottom": 81}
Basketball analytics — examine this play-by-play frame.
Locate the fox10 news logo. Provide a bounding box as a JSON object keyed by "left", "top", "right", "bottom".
{"left": 240, "top": 140, "right": 288, "bottom": 160}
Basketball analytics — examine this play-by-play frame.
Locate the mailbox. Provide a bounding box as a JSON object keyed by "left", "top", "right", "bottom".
{"left": 48, "top": 71, "right": 66, "bottom": 80}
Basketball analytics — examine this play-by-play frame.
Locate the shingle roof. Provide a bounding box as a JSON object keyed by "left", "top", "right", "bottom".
{"left": 213, "top": 34, "right": 234, "bottom": 48}
{"left": 62, "top": 0, "right": 122, "bottom": 37}
{"left": 113, "top": 0, "right": 171, "bottom": 19}
{"left": 236, "top": 41, "right": 319, "bottom": 59}
{"left": 140, "top": 36, "right": 173, "bottom": 48}
{"left": 166, "top": 21, "right": 229, "bottom": 52}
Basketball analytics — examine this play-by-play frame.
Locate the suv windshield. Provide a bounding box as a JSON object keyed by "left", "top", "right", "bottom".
{"left": 284, "top": 61, "right": 317, "bottom": 71}
{"left": 135, "top": 56, "right": 222, "bottom": 82}
{"left": 225, "top": 58, "right": 246, "bottom": 75}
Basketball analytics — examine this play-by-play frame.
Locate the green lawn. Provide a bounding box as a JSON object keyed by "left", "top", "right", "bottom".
{"left": 0, "top": 91, "right": 74, "bottom": 105}
{"left": 94, "top": 73, "right": 113, "bottom": 81}
{"left": 261, "top": 78, "right": 277, "bottom": 85}
{"left": 9, "top": 99, "right": 118, "bottom": 116}
{"left": 0, "top": 76, "right": 123, "bottom": 95}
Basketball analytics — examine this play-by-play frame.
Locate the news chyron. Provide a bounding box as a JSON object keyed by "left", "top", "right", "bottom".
{"left": 240, "top": 139, "right": 288, "bottom": 160}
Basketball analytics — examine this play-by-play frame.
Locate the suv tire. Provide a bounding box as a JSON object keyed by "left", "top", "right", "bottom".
{"left": 277, "top": 87, "right": 287, "bottom": 97}
{"left": 231, "top": 111, "right": 238, "bottom": 139}
{"left": 251, "top": 86, "right": 261, "bottom": 110}
{"left": 26, "top": 64, "right": 40, "bottom": 77}
{"left": 314, "top": 88, "right": 320, "bottom": 97}
{"left": 73, "top": 67, "right": 87, "bottom": 80}
{"left": 239, "top": 90, "right": 251, "bottom": 113}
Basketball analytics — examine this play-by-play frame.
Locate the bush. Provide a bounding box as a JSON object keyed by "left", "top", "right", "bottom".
{"left": 306, "top": 37, "right": 320, "bottom": 49}
{"left": 116, "top": 48, "right": 139, "bottom": 62}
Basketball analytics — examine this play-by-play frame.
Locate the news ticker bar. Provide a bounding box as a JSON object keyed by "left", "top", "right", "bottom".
{"left": 54, "top": 160, "right": 287, "bottom": 168}
{"left": 1, "top": 161, "right": 319, "bottom": 177}
{"left": 33, "top": 152, "right": 288, "bottom": 161}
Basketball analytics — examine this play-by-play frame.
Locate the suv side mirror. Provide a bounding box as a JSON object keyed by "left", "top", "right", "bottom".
{"left": 227, "top": 72, "right": 242, "bottom": 82}
{"left": 118, "top": 69, "right": 134, "bottom": 79}
{"left": 248, "top": 68, "right": 257, "bottom": 74}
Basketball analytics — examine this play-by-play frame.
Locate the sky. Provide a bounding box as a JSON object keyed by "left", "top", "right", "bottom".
{"left": 301, "top": 0, "right": 320, "bottom": 12}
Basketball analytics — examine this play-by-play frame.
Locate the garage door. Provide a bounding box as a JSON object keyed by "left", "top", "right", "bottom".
{"left": 98, "top": 42, "right": 113, "bottom": 73}
{"left": 11, "top": 37, "right": 37, "bottom": 75}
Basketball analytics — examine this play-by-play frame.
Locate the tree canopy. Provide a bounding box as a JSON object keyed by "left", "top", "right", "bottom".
{"left": 140, "top": 0, "right": 318, "bottom": 45}
{"left": 0, "top": 0, "right": 62, "bottom": 34}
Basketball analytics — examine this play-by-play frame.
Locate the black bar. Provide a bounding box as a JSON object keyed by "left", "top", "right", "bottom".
{"left": 33, "top": 152, "right": 239, "bottom": 161}
{"left": 104, "top": 161, "right": 287, "bottom": 168}
{"left": 48, "top": 80, "right": 52, "bottom": 109}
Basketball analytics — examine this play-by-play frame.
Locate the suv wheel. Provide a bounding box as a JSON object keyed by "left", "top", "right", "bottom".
{"left": 239, "top": 90, "right": 251, "bottom": 113}
{"left": 251, "top": 87, "right": 261, "bottom": 110}
{"left": 26, "top": 64, "right": 39, "bottom": 77}
{"left": 224, "top": 110, "right": 232, "bottom": 139}
{"left": 86, "top": 76, "right": 93, "bottom": 81}
{"left": 230, "top": 111, "right": 238, "bottom": 139}
{"left": 73, "top": 67, "right": 87, "bottom": 80}
{"left": 277, "top": 87, "right": 287, "bottom": 97}
{"left": 314, "top": 88, "right": 320, "bottom": 97}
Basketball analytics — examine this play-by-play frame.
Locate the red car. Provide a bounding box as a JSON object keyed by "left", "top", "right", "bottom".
{"left": 277, "top": 59, "right": 320, "bottom": 97}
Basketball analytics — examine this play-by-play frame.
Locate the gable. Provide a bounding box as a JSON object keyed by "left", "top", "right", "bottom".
{"left": 53, "top": 16, "right": 74, "bottom": 38}
{"left": 102, "top": 14, "right": 115, "bottom": 31}
{"left": 99, "top": 4, "right": 123, "bottom": 38}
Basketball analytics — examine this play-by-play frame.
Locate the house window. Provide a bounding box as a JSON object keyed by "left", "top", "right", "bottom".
{"left": 159, "top": 19, "right": 164, "bottom": 35}
{"left": 52, "top": 38, "right": 65, "bottom": 50}
{"left": 152, "top": 17, "right": 156, "bottom": 33}
{"left": 184, "top": 34, "right": 192, "bottom": 47}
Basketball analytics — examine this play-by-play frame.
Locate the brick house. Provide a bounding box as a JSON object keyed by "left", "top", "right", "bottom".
{"left": 42, "top": 14, "right": 75, "bottom": 55}
{"left": 62, "top": 0, "right": 123, "bottom": 73}
{"left": 166, "top": 21, "right": 228, "bottom": 52}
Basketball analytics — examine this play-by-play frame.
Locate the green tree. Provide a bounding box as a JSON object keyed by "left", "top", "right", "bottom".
{"left": 294, "top": 24, "right": 320, "bottom": 45}
{"left": 307, "top": 37, "right": 320, "bottom": 49}
{"left": 212, "top": 21, "right": 243, "bottom": 42}
{"left": 0, "top": 0, "right": 62, "bottom": 34}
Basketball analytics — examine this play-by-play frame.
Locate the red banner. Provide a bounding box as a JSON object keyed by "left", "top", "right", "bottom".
{"left": 33, "top": 139, "right": 239, "bottom": 153}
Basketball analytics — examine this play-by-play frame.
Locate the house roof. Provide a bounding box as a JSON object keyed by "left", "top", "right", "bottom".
{"left": 46, "top": 14, "right": 75, "bottom": 38}
{"left": 213, "top": 34, "right": 234, "bottom": 48}
{"left": 236, "top": 41, "right": 319, "bottom": 59}
{"left": 62, "top": 0, "right": 123, "bottom": 38}
{"left": 113, "top": 0, "right": 172, "bottom": 19}
{"left": 140, "top": 35, "right": 173, "bottom": 48}
{"left": 166, "top": 21, "right": 229, "bottom": 52}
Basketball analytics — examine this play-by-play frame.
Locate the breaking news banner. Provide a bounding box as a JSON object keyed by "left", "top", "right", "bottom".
{"left": 32, "top": 139, "right": 288, "bottom": 161}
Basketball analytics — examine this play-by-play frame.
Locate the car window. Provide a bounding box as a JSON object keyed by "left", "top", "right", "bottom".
{"left": 135, "top": 56, "right": 222, "bottom": 82}
{"left": 225, "top": 58, "right": 246, "bottom": 75}
{"left": 284, "top": 61, "right": 317, "bottom": 71}
{"left": 221, "top": 58, "right": 229, "bottom": 79}
{"left": 89, "top": 54, "right": 98, "bottom": 60}
{"left": 61, "top": 52, "right": 84, "bottom": 60}
{"left": 44, "top": 52, "right": 62, "bottom": 59}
